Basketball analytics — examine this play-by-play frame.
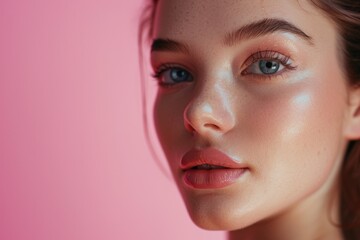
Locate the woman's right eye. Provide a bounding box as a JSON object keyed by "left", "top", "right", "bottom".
{"left": 152, "top": 66, "right": 193, "bottom": 87}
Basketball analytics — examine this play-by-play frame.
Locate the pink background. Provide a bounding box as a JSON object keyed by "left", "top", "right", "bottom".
{"left": 0, "top": 0, "right": 225, "bottom": 239}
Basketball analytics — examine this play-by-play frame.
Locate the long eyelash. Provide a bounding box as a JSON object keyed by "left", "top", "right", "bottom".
{"left": 151, "top": 63, "right": 176, "bottom": 79}
{"left": 248, "top": 50, "right": 297, "bottom": 70}
{"left": 150, "top": 63, "right": 180, "bottom": 88}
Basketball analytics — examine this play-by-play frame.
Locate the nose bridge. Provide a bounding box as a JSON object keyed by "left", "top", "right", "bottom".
{"left": 184, "top": 73, "right": 236, "bottom": 135}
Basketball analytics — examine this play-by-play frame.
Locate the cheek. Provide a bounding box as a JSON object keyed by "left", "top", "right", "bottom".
{"left": 240, "top": 74, "right": 347, "bottom": 197}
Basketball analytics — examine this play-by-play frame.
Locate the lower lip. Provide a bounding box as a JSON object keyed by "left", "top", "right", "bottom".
{"left": 182, "top": 168, "right": 247, "bottom": 189}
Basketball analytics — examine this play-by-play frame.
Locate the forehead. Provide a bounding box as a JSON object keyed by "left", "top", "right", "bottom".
{"left": 153, "top": 0, "right": 330, "bottom": 42}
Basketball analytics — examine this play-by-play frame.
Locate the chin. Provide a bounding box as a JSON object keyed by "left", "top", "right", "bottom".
{"left": 189, "top": 211, "right": 253, "bottom": 231}
{"left": 184, "top": 199, "right": 257, "bottom": 231}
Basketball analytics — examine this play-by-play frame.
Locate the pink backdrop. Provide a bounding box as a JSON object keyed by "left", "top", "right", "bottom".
{"left": 0, "top": 0, "right": 225, "bottom": 239}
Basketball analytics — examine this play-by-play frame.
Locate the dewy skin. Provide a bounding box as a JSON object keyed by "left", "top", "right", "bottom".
{"left": 146, "top": 0, "right": 360, "bottom": 239}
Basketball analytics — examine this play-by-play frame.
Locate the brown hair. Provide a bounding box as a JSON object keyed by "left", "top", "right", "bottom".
{"left": 138, "top": 0, "right": 360, "bottom": 239}
{"left": 309, "top": 1, "right": 360, "bottom": 239}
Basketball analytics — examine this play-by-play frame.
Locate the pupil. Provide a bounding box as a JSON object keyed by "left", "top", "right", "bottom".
{"left": 266, "top": 62, "right": 273, "bottom": 68}
{"left": 171, "top": 69, "right": 188, "bottom": 82}
{"left": 260, "top": 60, "right": 279, "bottom": 74}
{"left": 178, "top": 71, "right": 185, "bottom": 77}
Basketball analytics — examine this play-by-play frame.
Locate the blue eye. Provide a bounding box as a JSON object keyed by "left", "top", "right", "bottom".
{"left": 153, "top": 66, "right": 193, "bottom": 87}
{"left": 241, "top": 51, "right": 296, "bottom": 77}
{"left": 247, "top": 59, "right": 284, "bottom": 75}
{"left": 259, "top": 60, "right": 280, "bottom": 74}
{"left": 168, "top": 68, "right": 191, "bottom": 82}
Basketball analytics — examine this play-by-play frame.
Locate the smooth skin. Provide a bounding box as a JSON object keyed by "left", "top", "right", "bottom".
{"left": 150, "top": 0, "right": 360, "bottom": 239}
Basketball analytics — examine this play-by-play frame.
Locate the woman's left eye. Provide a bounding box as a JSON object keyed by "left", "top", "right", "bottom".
{"left": 241, "top": 51, "right": 296, "bottom": 77}
{"left": 248, "top": 60, "right": 284, "bottom": 75}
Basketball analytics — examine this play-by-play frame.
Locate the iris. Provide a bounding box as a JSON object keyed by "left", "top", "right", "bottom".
{"left": 259, "top": 60, "right": 280, "bottom": 74}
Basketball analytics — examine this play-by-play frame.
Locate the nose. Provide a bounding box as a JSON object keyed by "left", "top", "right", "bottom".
{"left": 183, "top": 83, "right": 235, "bottom": 137}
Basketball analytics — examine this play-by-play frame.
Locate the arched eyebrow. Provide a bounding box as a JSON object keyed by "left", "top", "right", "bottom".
{"left": 151, "top": 18, "right": 314, "bottom": 53}
{"left": 223, "top": 18, "right": 313, "bottom": 46}
{"left": 151, "top": 38, "right": 190, "bottom": 54}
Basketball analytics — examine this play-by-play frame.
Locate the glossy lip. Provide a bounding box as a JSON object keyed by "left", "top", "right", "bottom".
{"left": 180, "top": 148, "right": 248, "bottom": 170}
{"left": 180, "top": 148, "right": 248, "bottom": 189}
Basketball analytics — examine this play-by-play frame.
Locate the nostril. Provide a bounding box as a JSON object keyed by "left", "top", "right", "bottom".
{"left": 204, "top": 123, "right": 220, "bottom": 130}
{"left": 185, "top": 122, "right": 221, "bottom": 134}
{"left": 185, "top": 121, "right": 223, "bottom": 135}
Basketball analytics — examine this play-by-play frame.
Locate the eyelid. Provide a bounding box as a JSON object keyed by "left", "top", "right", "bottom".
{"left": 152, "top": 63, "right": 192, "bottom": 79}
{"left": 240, "top": 50, "right": 297, "bottom": 78}
{"left": 242, "top": 50, "right": 293, "bottom": 68}
{"left": 151, "top": 63, "right": 194, "bottom": 88}
{"left": 151, "top": 63, "right": 176, "bottom": 79}
{"left": 151, "top": 50, "right": 297, "bottom": 86}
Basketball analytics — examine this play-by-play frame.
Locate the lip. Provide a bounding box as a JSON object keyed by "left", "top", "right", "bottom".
{"left": 180, "top": 148, "right": 248, "bottom": 189}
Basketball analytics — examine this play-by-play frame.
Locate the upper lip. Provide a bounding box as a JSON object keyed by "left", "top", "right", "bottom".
{"left": 180, "top": 148, "right": 247, "bottom": 170}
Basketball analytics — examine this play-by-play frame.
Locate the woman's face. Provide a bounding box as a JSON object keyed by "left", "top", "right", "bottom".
{"left": 151, "top": 0, "right": 351, "bottom": 230}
